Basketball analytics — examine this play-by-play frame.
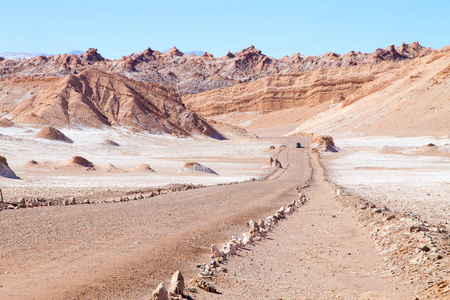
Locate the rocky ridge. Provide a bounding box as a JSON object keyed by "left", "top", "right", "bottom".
{"left": 0, "top": 43, "right": 431, "bottom": 96}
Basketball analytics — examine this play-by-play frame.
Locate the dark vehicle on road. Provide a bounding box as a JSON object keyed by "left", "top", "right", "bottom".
{"left": 296, "top": 142, "right": 301, "bottom": 148}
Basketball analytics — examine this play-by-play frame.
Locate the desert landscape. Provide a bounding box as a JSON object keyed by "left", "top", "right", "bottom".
{"left": 0, "top": 40, "right": 449, "bottom": 300}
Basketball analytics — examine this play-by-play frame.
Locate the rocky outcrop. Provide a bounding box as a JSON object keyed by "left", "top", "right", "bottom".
{"left": 135, "top": 163, "right": 155, "bottom": 172}
{"left": 11, "top": 68, "right": 223, "bottom": 139}
{"left": 102, "top": 139, "right": 120, "bottom": 146}
{"left": 65, "top": 156, "right": 94, "bottom": 167}
{"left": 288, "top": 47, "right": 450, "bottom": 137}
{"left": 0, "top": 156, "right": 20, "bottom": 179}
{"left": 81, "top": 48, "right": 105, "bottom": 63}
{"left": 310, "top": 136, "right": 338, "bottom": 153}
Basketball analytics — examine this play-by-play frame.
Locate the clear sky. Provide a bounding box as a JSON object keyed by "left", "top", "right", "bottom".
{"left": 1, "top": 0, "right": 449, "bottom": 59}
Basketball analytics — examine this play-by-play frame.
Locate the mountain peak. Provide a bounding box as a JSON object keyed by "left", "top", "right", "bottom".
{"left": 165, "top": 46, "right": 184, "bottom": 56}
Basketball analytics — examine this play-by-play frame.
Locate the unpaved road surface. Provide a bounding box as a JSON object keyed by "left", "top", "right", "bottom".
{"left": 197, "top": 153, "right": 412, "bottom": 299}
{"left": 0, "top": 137, "right": 411, "bottom": 299}
{"left": 0, "top": 137, "right": 303, "bottom": 299}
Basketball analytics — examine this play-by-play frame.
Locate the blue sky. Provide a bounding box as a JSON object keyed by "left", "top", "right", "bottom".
{"left": 1, "top": 0, "right": 449, "bottom": 59}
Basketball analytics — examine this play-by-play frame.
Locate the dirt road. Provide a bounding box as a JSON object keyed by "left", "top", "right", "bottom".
{"left": 0, "top": 137, "right": 411, "bottom": 299}
{"left": 0, "top": 137, "right": 303, "bottom": 299}
{"left": 197, "top": 152, "right": 412, "bottom": 299}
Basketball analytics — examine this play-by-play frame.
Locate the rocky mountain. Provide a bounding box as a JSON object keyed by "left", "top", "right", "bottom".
{"left": 10, "top": 68, "right": 223, "bottom": 138}
{"left": 0, "top": 43, "right": 432, "bottom": 96}
{"left": 0, "top": 42, "right": 444, "bottom": 138}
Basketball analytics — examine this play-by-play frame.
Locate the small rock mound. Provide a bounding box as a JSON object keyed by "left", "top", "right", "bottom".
{"left": 26, "top": 160, "right": 39, "bottom": 166}
{"left": 135, "top": 163, "right": 155, "bottom": 172}
{"left": 102, "top": 139, "right": 120, "bottom": 146}
{"left": 0, "top": 117, "right": 14, "bottom": 127}
{"left": 180, "top": 162, "right": 218, "bottom": 175}
{"left": 0, "top": 156, "right": 20, "bottom": 179}
{"left": 66, "top": 156, "right": 94, "bottom": 167}
{"left": 310, "top": 135, "right": 338, "bottom": 152}
{"left": 105, "top": 163, "right": 123, "bottom": 172}
{"left": 36, "top": 126, "right": 73, "bottom": 143}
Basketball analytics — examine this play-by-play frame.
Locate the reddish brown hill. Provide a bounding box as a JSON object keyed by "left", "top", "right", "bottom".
{"left": 10, "top": 68, "right": 223, "bottom": 138}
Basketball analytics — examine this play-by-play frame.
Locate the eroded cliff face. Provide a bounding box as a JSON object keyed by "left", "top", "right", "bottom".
{"left": 181, "top": 60, "right": 403, "bottom": 116}
{"left": 10, "top": 68, "right": 223, "bottom": 138}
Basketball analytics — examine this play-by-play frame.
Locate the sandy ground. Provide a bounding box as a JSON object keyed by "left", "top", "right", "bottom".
{"left": 322, "top": 136, "right": 450, "bottom": 225}
{"left": 0, "top": 125, "right": 277, "bottom": 200}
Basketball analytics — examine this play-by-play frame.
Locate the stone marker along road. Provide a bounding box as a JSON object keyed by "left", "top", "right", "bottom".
{"left": 0, "top": 137, "right": 410, "bottom": 299}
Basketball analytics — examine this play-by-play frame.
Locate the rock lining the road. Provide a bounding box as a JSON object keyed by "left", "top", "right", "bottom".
{"left": 150, "top": 190, "right": 308, "bottom": 297}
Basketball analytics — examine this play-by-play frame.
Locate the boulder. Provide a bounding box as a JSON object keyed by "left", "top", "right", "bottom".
{"left": 0, "top": 156, "right": 20, "bottom": 179}
{"left": 180, "top": 162, "right": 218, "bottom": 175}
{"left": 16, "top": 197, "right": 26, "bottom": 207}
{"left": 169, "top": 270, "right": 184, "bottom": 295}
{"left": 151, "top": 282, "right": 168, "bottom": 300}
{"left": 310, "top": 135, "right": 338, "bottom": 152}
{"left": 211, "top": 244, "right": 223, "bottom": 258}
{"left": 248, "top": 220, "right": 260, "bottom": 234}
{"left": 190, "top": 277, "right": 218, "bottom": 293}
